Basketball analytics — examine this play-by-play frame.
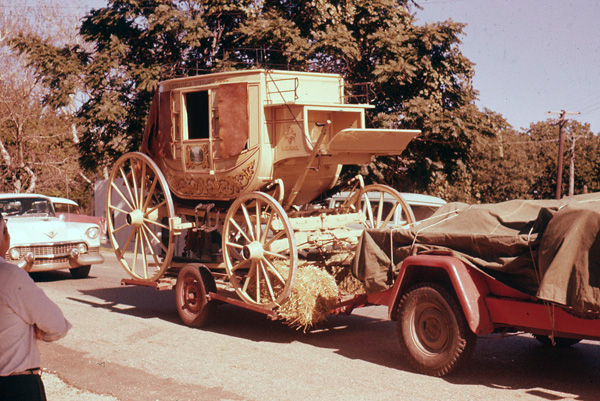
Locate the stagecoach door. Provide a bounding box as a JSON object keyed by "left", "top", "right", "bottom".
{"left": 176, "top": 83, "right": 249, "bottom": 175}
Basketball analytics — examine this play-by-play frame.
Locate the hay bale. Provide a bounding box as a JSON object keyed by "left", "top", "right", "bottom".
{"left": 277, "top": 262, "right": 339, "bottom": 331}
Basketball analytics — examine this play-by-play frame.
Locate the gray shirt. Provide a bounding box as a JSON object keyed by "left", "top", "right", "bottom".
{"left": 0, "top": 258, "right": 72, "bottom": 375}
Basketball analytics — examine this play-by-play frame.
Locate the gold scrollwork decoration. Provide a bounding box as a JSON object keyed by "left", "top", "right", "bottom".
{"left": 166, "top": 160, "right": 256, "bottom": 199}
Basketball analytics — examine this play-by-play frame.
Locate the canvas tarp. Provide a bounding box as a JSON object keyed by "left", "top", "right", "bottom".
{"left": 352, "top": 193, "right": 600, "bottom": 314}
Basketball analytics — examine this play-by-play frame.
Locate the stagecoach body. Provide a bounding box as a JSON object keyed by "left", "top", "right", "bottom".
{"left": 140, "top": 69, "right": 416, "bottom": 205}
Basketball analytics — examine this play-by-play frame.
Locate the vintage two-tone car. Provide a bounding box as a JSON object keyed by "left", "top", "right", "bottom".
{"left": 0, "top": 193, "right": 104, "bottom": 278}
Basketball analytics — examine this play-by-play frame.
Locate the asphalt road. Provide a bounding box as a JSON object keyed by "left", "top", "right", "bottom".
{"left": 32, "top": 250, "right": 600, "bottom": 401}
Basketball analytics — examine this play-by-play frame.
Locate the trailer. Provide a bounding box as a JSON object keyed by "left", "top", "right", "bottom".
{"left": 352, "top": 196, "right": 600, "bottom": 376}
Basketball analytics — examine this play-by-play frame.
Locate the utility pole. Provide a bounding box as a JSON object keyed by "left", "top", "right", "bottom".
{"left": 567, "top": 131, "right": 582, "bottom": 197}
{"left": 547, "top": 110, "right": 580, "bottom": 199}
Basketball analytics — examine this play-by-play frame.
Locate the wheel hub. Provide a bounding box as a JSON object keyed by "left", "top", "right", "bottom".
{"left": 126, "top": 209, "right": 144, "bottom": 227}
{"left": 184, "top": 286, "right": 199, "bottom": 310}
{"left": 417, "top": 308, "right": 448, "bottom": 351}
{"left": 242, "top": 241, "right": 264, "bottom": 261}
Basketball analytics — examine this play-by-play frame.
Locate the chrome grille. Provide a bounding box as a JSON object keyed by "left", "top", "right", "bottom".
{"left": 5, "top": 242, "right": 99, "bottom": 261}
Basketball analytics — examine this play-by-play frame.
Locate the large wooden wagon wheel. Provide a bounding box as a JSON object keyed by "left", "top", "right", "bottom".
{"left": 348, "top": 184, "right": 415, "bottom": 229}
{"left": 222, "top": 192, "right": 298, "bottom": 308}
{"left": 107, "top": 152, "right": 176, "bottom": 281}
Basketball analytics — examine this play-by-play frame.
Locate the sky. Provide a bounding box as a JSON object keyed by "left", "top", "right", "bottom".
{"left": 413, "top": 0, "right": 600, "bottom": 133}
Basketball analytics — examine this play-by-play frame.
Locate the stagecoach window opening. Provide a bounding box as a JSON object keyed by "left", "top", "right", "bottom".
{"left": 184, "top": 90, "right": 210, "bottom": 140}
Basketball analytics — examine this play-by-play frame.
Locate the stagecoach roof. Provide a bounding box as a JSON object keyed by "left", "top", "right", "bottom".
{"left": 158, "top": 68, "right": 345, "bottom": 87}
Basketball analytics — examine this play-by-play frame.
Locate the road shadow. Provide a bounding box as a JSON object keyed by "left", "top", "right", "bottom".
{"left": 450, "top": 334, "right": 600, "bottom": 401}
{"left": 75, "top": 285, "right": 600, "bottom": 400}
{"left": 72, "top": 285, "right": 180, "bottom": 324}
{"left": 30, "top": 270, "right": 98, "bottom": 282}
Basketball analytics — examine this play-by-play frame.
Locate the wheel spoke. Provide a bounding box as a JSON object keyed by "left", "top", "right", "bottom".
{"left": 229, "top": 218, "right": 252, "bottom": 244}
{"left": 142, "top": 223, "right": 168, "bottom": 254}
{"left": 255, "top": 200, "right": 262, "bottom": 243}
{"left": 363, "top": 195, "right": 375, "bottom": 227}
{"left": 240, "top": 203, "right": 255, "bottom": 241}
{"left": 262, "top": 258, "right": 286, "bottom": 285}
{"left": 241, "top": 261, "right": 256, "bottom": 293}
{"left": 139, "top": 161, "right": 147, "bottom": 206}
{"left": 145, "top": 200, "right": 167, "bottom": 217}
{"left": 143, "top": 217, "right": 169, "bottom": 230}
{"left": 132, "top": 228, "right": 140, "bottom": 277}
{"left": 120, "top": 227, "right": 136, "bottom": 256}
{"left": 263, "top": 249, "right": 290, "bottom": 260}
{"left": 260, "top": 207, "right": 275, "bottom": 243}
{"left": 264, "top": 229, "right": 286, "bottom": 248}
{"left": 119, "top": 166, "right": 138, "bottom": 209}
{"left": 232, "top": 259, "right": 251, "bottom": 272}
{"left": 110, "top": 181, "right": 134, "bottom": 211}
{"left": 376, "top": 192, "right": 384, "bottom": 226}
{"left": 131, "top": 161, "right": 141, "bottom": 208}
{"left": 142, "top": 175, "right": 159, "bottom": 212}
{"left": 140, "top": 229, "right": 148, "bottom": 279}
{"left": 112, "top": 223, "right": 130, "bottom": 234}
{"left": 254, "top": 261, "right": 261, "bottom": 303}
{"left": 259, "top": 261, "right": 276, "bottom": 301}
{"left": 225, "top": 241, "right": 244, "bottom": 250}
{"left": 381, "top": 205, "right": 396, "bottom": 227}
{"left": 141, "top": 225, "right": 161, "bottom": 269}
{"left": 108, "top": 204, "right": 130, "bottom": 215}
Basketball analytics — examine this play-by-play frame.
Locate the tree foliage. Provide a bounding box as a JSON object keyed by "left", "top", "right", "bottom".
{"left": 0, "top": 0, "right": 90, "bottom": 205}
{"left": 469, "top": 117, "right": 599, "bottom": 203}
{"left": 8, "top": 0, "right": 600, "bottom": 204}
{"left": 11, "top": 0, "right": 494, "bottom": 200}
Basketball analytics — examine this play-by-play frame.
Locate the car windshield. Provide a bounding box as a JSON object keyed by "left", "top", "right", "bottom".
{"left": 0, "top": 198, "right": 55, "bottom": 217}
{"left": 54, "top": 202, "right": 81, "bottom": 214}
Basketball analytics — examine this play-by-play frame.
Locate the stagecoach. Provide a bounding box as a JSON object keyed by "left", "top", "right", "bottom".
{"left": 106, "top": 68, "right": 418, "bottom": 325}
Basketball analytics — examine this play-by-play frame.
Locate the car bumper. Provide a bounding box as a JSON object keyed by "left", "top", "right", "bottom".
{"left": 15, "top": 248, "right": 104, "bottom": 272}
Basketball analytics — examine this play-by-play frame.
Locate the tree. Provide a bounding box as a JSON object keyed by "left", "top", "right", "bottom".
{"left": 0, "top": 0, "right": 94, "bottom": 209}
{"left": 10, "top": 0, "right": 499, "bottom": 202}
{"left": 12, "top": 0, "right": 256, "bottom": 173}
{"left": 470, "top": 117, "right": 599, "bottom": 203}
{"left": 470, "top": 117, "right": 538, "bottom": 202}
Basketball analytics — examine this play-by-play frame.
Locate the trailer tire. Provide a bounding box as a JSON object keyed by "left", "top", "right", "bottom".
{"left": 533, "top": 334, "right": 581, "bottom": 347}
{"left": 176, "top": 265, "right": 216, "bottom": 328}
{"left": 397, "top": 283, "right": 476, "bottom": 377}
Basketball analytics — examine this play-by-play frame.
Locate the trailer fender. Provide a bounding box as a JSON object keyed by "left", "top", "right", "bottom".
{"left": 388, "top": 255, "right": 494, "bottom": 335}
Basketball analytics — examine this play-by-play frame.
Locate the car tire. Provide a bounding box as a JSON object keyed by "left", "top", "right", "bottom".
{"left": 397, "top": 283, "right": 476, "bottom": 377}
{"left": 69, "top": 265, "right": 91, "bottom": 279}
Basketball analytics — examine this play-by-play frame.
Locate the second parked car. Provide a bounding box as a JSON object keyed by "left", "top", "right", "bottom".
{"left": 50, "top": 196, "right": 108, "bottom": 244}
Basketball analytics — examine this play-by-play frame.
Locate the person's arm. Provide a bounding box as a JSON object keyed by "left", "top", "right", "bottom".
{"left": 10, "top": 268, "right": 72, "bottom": 342}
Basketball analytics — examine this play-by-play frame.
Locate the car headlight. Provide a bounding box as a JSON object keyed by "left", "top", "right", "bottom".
{"left": 78, "top": 243, "right": 88, "bottom": 254}
{"left": 9, "top": 248, "right": 20, "bottom": 260}
{"left": 86, "top": 226, "right": 100, "bottom": 239}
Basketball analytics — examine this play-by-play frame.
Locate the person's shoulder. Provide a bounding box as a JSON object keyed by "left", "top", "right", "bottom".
{"left": 0, "top": 260, "right": 32, "bottom": 285}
